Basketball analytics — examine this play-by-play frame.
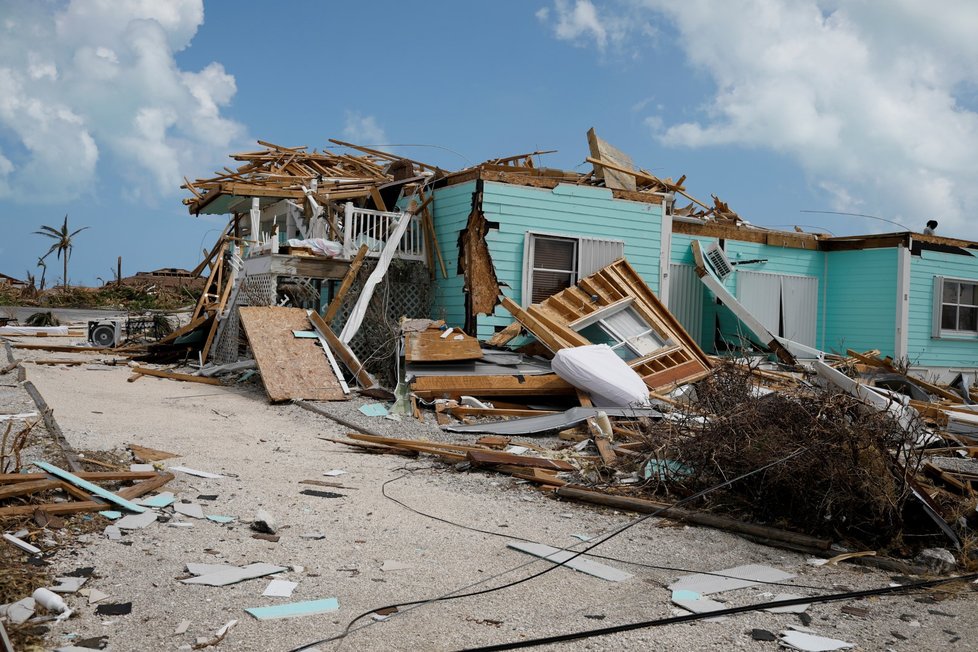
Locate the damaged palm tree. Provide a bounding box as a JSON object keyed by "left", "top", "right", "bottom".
{"left": 632, "top": 362, "right": 930, "bottom": 551}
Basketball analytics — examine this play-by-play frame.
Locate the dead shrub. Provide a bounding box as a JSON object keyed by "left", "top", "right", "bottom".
{"left": 637, "top": 362, "right": 923, "bottom": 550}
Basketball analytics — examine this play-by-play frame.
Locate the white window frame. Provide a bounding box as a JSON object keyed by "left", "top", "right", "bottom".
{"left": 933, "top": 276, "right": 978, "bottom": 339}
{"left": 521, "top": 231, "right": 624, "bottom": 307}
{"left": 570, "top": 300, "right": 666, "bottom": 361}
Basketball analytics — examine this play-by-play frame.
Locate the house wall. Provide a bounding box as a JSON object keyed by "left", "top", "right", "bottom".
{"left": 822, "top": 248, "right": 898, "bottom": 356}
{"left": 430, "top": 181, "right": 479, "bottom": 328}
{"left": 432, "top": 180, "right": 664, "bottom": 340}
{"left": 907, "top": 247, "right": 978, "bottom": 370}
{"left": 668, "top": 232, "right": 826, "bottom": 353}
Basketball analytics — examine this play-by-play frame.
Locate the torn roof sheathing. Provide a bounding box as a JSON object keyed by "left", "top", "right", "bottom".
{"left": 500, "top": 258, "right": 712, "bottom": 391}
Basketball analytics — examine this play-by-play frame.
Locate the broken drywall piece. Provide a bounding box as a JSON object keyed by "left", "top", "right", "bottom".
{"left": 98, "top": 510, "right": 122, "bottom": 520}
{"left": 34, "top": 461, "right": 147, "bottom": 513}
{"left": 779, "top": 631, "right": 854, "bottom": 651}
{"left": 507, "top": 542, "right": 632, "bottom": 582}
{"left": 3, "top": 532, "right": 42, "bottom": 555}
{"left": 103, "top": 525, "right": 122, "bottom": 540}
{"left": 206, "top": 515, "right": 234, "bottom": 524}
{"left": 380, "top": 560, "right": 413, "bottom": 572}
{"left": 245, "top": 597, "right": 339, "bottom": 620}
{"left": 668, "top": 564, "right": 795, "bottom": 595}
{"left": 764, "top": 594, "right": 811, "bottom": 614}
{"left": 4, "top": 597, "right": 35, "bottom": 624}
{"left": 173, "top": 619, "right": 191, "bottom": 635}
{"left": 181, "top": 563, "right": 287, "bottom": 587}
{"left": 138, "top": 492, "right": 176, "bottom": 508}
{"left": 50, "top": 576, "right": 87, "bottom": 593}
{"left": 671, "top": 596, "right": 727, "bottom": 619}
{"left": 173, "top": 502, "right": 205, "bottom": 519}
{"left": 262, "top": 579, "right": 298, "bottom": 598}
{"left": 186, "top": 563, "right": 237, "bottom": 576}
{"left": 170, "top": 466, "right": 223, "bottom": 479}
{"left": 115, "top": 511, "right": 158, "bottom": 530}
{"left": 322, "top": 469, "right": 347, "bottom": 477}
{"left": 130, "top": 463, "right": 154, "bottom": 472}
{"left": 87, "top": 589, "right": 109, "bottom": 605}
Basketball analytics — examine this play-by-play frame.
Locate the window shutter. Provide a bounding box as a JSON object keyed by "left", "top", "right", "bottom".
{"left": 932, "top": 276, "right": 944, "bottom": 338}
{"left": 578, "top": 237, "right": 624, "bottom": 278}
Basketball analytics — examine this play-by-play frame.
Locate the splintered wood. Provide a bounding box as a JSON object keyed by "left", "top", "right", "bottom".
{"left": 404, "top": 329, "right": 482, "bottom": 363}
{"left": 460, "top": 190, "right": 501, "bottom": 318}
{"left": 239, "top": 307, "right": 347, "bottom": 402}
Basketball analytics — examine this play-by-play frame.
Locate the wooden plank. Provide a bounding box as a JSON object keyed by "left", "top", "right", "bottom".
{"left": 323, "top": 244, "right": 369, "bottom": 323}
{"left": 486, "top": 322, "right": 521, "bottom": 347}
{"left": 498, "top": 296, "right": 573, "bottom": 351}
{"left": 404, "top": 329, "right": 483, "bottom": 362}
{"left": 0, "top": 471, "right": 158, "bottom": 483}
{"left": 587, "top": 128, "right": 637, "bottom": 192}
{"left": 128, "top": 444, "right": 180, "bottom": 462}
{"left": 307, "top": 310, "right": 377, "bottom": 389}
{"left": 467, "top": 450, "right": 574, "bottom": 472}
{"left": 0, "top": 479, "right": 61, "bottom": 500}
{"left": 156, "top": 313, "right": 210, "bottom": 345}
{"left": 12, "top": 343, "right": 119, "bottom": 353}
{"left": 129, "top": 366, "right": 224, "bottom": 386}
{"left": 239, "top": 307, "right": 346, "bottom": 402}
{"left": 369, "top": 186, "right": 388, "bottom": 212}
{"left": 0, "top": 472, "right": 174, "bottom": 518}
{"left": 411, "top": 374, "right": 576, "bottom": 400}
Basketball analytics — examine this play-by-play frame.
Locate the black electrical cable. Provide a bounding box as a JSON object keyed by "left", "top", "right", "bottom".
{"left": 380, "top": 468, "right": 828, "bottom": 591}
{"left": 288, "top": 448, "right": 807, "bottom": 652}
{"left": 454, "top": 574, "right": 978, "bottom": 651}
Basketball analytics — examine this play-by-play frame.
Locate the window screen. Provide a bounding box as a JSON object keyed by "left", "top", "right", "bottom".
{"left": 530, "top": 236, "right": 577, "bottom": 303}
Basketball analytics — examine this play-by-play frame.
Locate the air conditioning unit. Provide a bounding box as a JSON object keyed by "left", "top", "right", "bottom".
{"left": 88, "top": 320, "right": 122, "bottom": 348}
{"left": 704, "top": 243, "right": 734, "bottom": 281}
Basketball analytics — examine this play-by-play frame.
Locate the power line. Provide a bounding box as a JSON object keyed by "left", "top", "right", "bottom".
{"left": 800, "top": 209, "right": 907, "bottom": 230}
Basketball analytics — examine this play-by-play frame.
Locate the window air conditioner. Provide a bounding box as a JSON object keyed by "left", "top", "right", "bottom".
{"left": 88, "top": 320, "right": 122, "bottom": 348}
{"left": 704, "top": 243, "right": 734, "bottom": 281}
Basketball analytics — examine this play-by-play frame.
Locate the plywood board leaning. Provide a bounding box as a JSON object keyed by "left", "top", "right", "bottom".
{"left": 404, "top": 329, "right": 483, "bottom": 363}
{"left": 239, "top": 307, "right": 346, "bottom": 402}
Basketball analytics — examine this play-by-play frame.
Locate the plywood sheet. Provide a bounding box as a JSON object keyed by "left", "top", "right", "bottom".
{"left": 587, "top": 128, "right": 637, "bottom": 192}
{"left": 239, "top": 307, "right": 346, "bottom": 402}
{"left": 404, "top": 329, "right": 483, "bottom": 363}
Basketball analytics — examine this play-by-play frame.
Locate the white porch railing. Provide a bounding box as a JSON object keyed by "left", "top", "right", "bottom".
{"left": 342, "top": 203, "right": 427, "bottom": 262}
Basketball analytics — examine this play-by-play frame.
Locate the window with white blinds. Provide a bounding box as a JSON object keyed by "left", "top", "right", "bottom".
{"left": 522, "top": 232, "right": 624, "bottom": 305}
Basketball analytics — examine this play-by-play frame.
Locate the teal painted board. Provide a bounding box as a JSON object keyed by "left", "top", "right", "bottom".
{"left": 908, "top": 247, "right": 978, "bottom": 367}
{"left": 245, "top": 597, "right": 339, "bottom": 620}
{"left": 35, "top": 461, "right": 147, "bottom": 513}
{"left": 430, "top": 181, "right": 477, "bottom": 329}
{"left": 823, "top": 248, "right": 897, "bottom": 356}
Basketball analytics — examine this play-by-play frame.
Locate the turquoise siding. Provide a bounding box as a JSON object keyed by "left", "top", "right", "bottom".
{"left": 908, "top": 248, "right": 978, "bottom": 368}
{"left": 432, "top": 180, "right": 664, "bottom": 340}
{"left": 430, "top": 181, "right": 478, "bottom": 328}
{"left": 822, "top": 248, "right": 897, "bottom": 356}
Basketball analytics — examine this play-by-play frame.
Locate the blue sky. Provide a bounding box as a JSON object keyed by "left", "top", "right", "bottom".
{"left": 1, "top": 0, "right": 976, "bottom": 286}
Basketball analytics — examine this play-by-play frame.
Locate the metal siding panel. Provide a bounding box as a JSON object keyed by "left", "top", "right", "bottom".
{"left": 578, "top": 237, "right": 624, "bottom": 277}
{"left": 781, "top": 275, "right": 818, "bottom": 347}
{"left": 668, "top": 263, "right": 704, "bottom": 346}
{"left": 735, "top": 271, "right": 781, "bottom": 334}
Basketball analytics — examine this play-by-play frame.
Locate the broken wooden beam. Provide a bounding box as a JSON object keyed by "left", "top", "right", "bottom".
{"left": 129, "top": 366, "right": 224, "bottom": 386}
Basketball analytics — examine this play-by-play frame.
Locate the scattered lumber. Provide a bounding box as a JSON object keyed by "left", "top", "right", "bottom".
{"left": 129, "top": 366, "right": 224, "bottom": 386}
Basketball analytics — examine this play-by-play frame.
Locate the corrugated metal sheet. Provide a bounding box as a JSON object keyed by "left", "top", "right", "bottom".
{"left": 781, "top": 274, "right": 818, "bottom": 346}
{"left": 668, "top": 263, "right": 704, "bottom": 346}
{"left": 578, "top": 237, "right": 624, "bottom": 277}
{"left": 736, "top": 271, "right": 782, "bottom": 335}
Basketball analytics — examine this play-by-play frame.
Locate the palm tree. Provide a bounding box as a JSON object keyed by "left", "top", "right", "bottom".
{"left": 36, "top": 256, "right": 47, "bottom": 290}
{"left": 35, "top": 215, "right": 89, "bottom": 289}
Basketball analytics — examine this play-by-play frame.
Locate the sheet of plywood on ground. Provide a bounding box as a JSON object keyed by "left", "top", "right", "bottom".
{"left": 411, "top": 374, "right": 576, "bottom": 400}
{"left": 404, "top": 329, "right": 483, "bottom": 363}
{"left": 239, "top": 307, "right": 346, "bottom": 402}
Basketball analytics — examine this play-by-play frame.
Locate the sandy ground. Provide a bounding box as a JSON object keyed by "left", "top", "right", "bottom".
{"left": 3, "top": 339, "right": 978, "bottom": 652}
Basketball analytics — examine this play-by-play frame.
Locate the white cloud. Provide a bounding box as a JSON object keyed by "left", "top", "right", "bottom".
{"left": 342, "top": 111, "right": 388, "bottom": 148}
{"left": 539, "top": 0, "right": 629, "bottom": 51}
{"left": 545, "top": 0, "right": 978, "bottom": 236}
{"left": 0, "top": 0, "right": 244, "bottom": 203}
